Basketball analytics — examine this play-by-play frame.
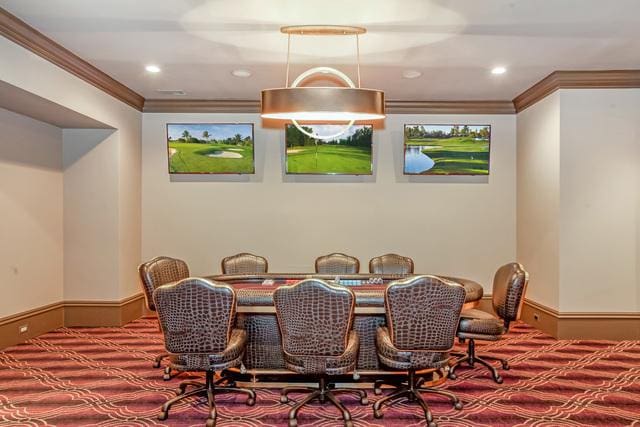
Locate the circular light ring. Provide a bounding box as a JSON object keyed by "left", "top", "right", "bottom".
{"left": 290, "top": 66, "right": 356, "bottom": 89}
{"left": 290, "top": 67, "right": 355, "bottom": 140}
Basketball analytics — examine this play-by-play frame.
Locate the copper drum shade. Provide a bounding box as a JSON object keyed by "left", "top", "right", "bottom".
{"left": 261, "top": 87, "right": 385, "bottom": 121}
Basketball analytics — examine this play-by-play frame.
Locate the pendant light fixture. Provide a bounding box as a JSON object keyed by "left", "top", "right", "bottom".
{"left": 261, "top": 25, "right": 385, "bottom": 140}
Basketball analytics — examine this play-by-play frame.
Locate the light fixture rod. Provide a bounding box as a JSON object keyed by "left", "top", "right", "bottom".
{"left": 356, "top": 34, "right": 361, "bottom": 88}
{"left": 285, "top": 33, "right": 291, "bottom": 87}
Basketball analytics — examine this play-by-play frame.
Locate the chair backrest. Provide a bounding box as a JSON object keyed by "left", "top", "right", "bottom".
{"left": 138, "top": 256, "right": 190, "bottom": 311}
{"left": 492, "top": 263, "right": 529, "bottom": 327}
{"left": 315, "top": 253, "right": 360, "bottom": 274}
{"left": 221, "top": 252, "right": 268, "bottom": 274}
{"left": 153, "top": 278, "right": 236, "bottom": 354}
{"left": 274, "top": 279, "right": 355, "bottom": 357}
{"left": 385, "top": 275, "right": 465, "bottom": 351}
{"left": 369, "top": 253, "right": 414, "bottom": 274}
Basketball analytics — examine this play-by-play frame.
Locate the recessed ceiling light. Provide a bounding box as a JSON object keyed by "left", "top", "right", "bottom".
{"left": 232, "top": 69, "right": 252, "bottom": 78}
{"left": 145, "top": 64, "right": 161, "bottom": 73}
{"left": 402, "top": 69, "right": 422, "bottom": 79}
{"left": 491, "top": 66, "right": 507, "bottom": 75}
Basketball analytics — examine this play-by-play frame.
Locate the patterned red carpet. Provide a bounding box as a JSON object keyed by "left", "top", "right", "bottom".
{"left": 1, "top": 318, "right": 639, "bottom": 427}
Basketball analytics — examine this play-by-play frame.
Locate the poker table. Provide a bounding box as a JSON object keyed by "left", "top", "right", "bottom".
{"left": 206, "top": 273, "right": 484, "bottom": 374}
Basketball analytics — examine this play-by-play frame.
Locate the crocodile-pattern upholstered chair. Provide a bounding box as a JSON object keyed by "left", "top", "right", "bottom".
{"left": 369, "top": 253, "right": 414, "bottom": 275}
{"left": 315, "top": 253, "right": 360, "bottom": 274}
{"left": 373, "top": 276, "right": 466, "bottom": 427}
{"left": 221, "top": 252, "right": 268, "bottom": 274}
{"left": 138, "top": 256, "right": 190, "bottom": 379}
{"left": 153, "top": 278, "right": 256, "bottom": 427}
{"left": 449, "top": 263, "right": 529, "bottom": 384}
{"left": 273, "top": 279, "right": 367, "bottom": 427}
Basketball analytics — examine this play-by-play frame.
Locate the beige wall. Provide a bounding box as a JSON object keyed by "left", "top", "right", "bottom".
{"left": 142, "top": 113, "right": 516, "bottom": 291}
{"left": 0, "top": 37, "right": 142, "bottom": 304}
{"left": 517, "top": 89, "right": 640, "bottom": 314}
{"left": 558, "top": 89, "right": 640, "bottom": 313}
{"left": 516, "top": 93, "right": 561, "bottom": 310}
{"left": 0, "top": 108, "right": 63, "bottom": 318}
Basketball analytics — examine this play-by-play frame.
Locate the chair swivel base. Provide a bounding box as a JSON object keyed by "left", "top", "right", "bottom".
{"left": 157, "top": 370, "right": 254, "bottom": 427}
{"left": 373, "top": 370, "right": 462, "bottom": 427}
{"left": 449, "top": 338, "right": 509, "bottom": 384}
{"left": 280, "top": 376, "right": 368, "bottom": 427}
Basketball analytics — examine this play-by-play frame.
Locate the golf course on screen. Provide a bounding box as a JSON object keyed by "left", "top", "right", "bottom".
{"left": 167, "top": 123, "right": 254, "bottom": 174}
{"left": 285, "top": 124, "right": 373, "bottom": 175}
{"left": 404, "top": 124, "right": 490, "bottom": 175}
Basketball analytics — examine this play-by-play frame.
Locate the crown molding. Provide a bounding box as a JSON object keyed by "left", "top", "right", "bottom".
{"left": 143, "top": 99, "right": 261, "bottom": 113}
{"left": 143, "top": 99, "right": 516, "bottom": 114}
{"left": 385, "top": 100, "right": 515, "bottom": 114}
{"left": 513, "top": 70, "right": 640, "bottom": 112}
{"left": 0, "top": 7, "right": 145, "bottom": 111}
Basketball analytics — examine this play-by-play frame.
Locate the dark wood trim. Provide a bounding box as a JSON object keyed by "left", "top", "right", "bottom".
{"left": 520, "top": 298, "right": 640, "bottom": 340}
{"left": 0, "top": 7, "right": 144, "bottom": 111}
{"left": 144, "top": 99, "right": 516, "bottom": 114}
{"left": 0, "top": 293, "right": 145, "bottom": 349}
{"left": 513, "top": 70, "right": 640, "bottom": 112}
{"left": 64, "top": 293, "right": 145, "bottom": 327}
{"left": 385, "top": 100, "right": 515, "bottom": 114}
{"left": 144, "top": 99, "right": 260, "bottom": 113}
{"left": 0, "top": 302, "right": 64, "bottom": 349}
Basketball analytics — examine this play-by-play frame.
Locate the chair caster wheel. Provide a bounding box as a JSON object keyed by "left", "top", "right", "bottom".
{"left": 428, "top": 422, "right": 438, "bottom": 427}
{"left": 503, "top": 363, "right": 510, "bottom": 370}
{"left": 454, "top": 401, "right": 463, "bottom": 410}
{"left": 157, "top": 411, "right": 168, "bottom": 421}
{"left": 373, "top": 388, "right": 382, "bottom": 396}
{"left": 495, "top": 376, "right": 503, "bottom": 384}
{"left": 246, "top": 397, "right": 255, "bottom": 406}
{"left": 449, "top": 373, "right": 457, "bottom": 380}
{"left": 360, "top": 397, "right": 368, "bottom": 405}
{"left": 373, "top": 409, "right": 383, "bottom": 419}
{"left": 206, "top": 418, "right": 216, "bottom": 427}
{"left": 345, "top": 421, "right": 353, "bottom": 427}
{"left": 280, "top": 395, "right": 289, "bottom": 403}
{"left": 163, "top": 374, "right": 171, "bottom": 381}
{"left": 174, "top": 387, "right": 183, "bottom": 395}
{"left": 288, "top": 419, "right": 298, "bottom": 427}
{"left": 153, "top": 361, "right": 160, "bottom": 368}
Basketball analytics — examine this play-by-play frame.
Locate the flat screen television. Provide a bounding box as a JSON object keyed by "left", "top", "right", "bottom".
{"left": 167, "top": 123, "right": 255, "bottom": 174}
{"left": 403, "top": 124, "right": 491, "bottom": 175}
{"left": 285, "top": 124, "right": 373, "bottom": 175}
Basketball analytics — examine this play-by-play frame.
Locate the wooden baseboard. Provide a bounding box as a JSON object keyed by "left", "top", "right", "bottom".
{"left": 0, "top": 293, "right": 145, "bottom": 349}
{"left": 0, "top": 302, "right": 64, "bottom": 349}
{"left": 520, "top": 299, "right": 640, "bottom": 340}
{"left": 475, "top": 295, "right": 640, "bottom": 340}
{"left": 64, "top": 293, "right": 145, "bottom": 327}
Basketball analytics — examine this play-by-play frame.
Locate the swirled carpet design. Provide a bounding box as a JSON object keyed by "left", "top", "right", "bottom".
{"left": 1, "top": 318, "right": 639, "bottom": 426}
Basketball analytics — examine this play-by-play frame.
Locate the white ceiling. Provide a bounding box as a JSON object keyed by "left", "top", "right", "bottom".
{"left": 3, "top": 0, "right": 640, "bottom": 101}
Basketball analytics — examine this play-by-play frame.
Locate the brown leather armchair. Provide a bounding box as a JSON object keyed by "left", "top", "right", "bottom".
{"left": 138, "top": 256, "right": 190, "bottom": 379}
{"left": 369, "top": 253, "right": 414, "bottom": 274}
{"left": 373, "top": 275, "right": 466, "bottom": 427}
{"left": 315, "top": 253, "right": 360, "bottom": 274}
{"left": 449, "top": 262, "right": 529, "bottom": 384}
{"left": 221, "top": 252, "right": 268, "bottom": 274}
{"left": 153, "top": 277, "right": 256, "bottom": 427}
{"left": 273, "top": 279, "right": 367, "bottom": 427}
